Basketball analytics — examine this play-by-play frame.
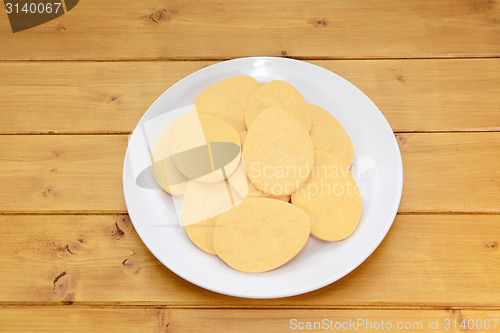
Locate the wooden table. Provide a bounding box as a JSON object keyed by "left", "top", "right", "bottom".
{"left": 0, "top": 1, "right": 499, "bottom": 332}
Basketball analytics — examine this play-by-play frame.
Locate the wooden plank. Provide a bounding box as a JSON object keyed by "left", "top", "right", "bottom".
{"left": 0, "top": 214, "right": 498, "bottom": 306}
{"left": 1, "top": 0, "right": 499, "bottom": 60}
{"left": 0, "top": 59, "right": 499, "bottom": 134}
{"left": 0, "top": 308, "right": 499, "bottom": 333}
{"left": 0, "top": 135, "right": 127, "bottom": 213}
{"left": 397, "top": 133, "right": 500, "bottom": 213}
{"left": 0, "top": 133, "right": 498, "bottom": 213}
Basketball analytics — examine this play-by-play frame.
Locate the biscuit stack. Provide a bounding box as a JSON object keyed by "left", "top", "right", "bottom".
{"left": 152, "top": 76, "right": 362, "bottom": 273}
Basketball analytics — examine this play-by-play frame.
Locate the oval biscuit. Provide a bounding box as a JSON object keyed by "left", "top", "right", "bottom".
{"left": 194, "top": 75, "right": 259, "bottom": 132}
{"left": 291, "top": 150, "right": 362, "bottom": 241}
{"left": 182, "top": 180, "right": 233, "bottom": 228}
{"left": 246, "top": 179, "right": 290, "bottom": 202}
{"left": 151, "top": 124, "right": 189, "bottom": 196}
{"left": 226, "top": 160, "right": 249, "bottom": 202}
{"left": 184, "top": 215, "right": 218, "bottom": 255}
{"left": 243, "top": 107, "right": 314, "bottom": 196}
{"left": 308, "top": 104, "right": 354, "bottom": 168}
{"left": 170, "top": 112, "right": 241, "bottom": 184}
{"left": 245, "top": 80, "right": 311, "bottom": 131}
{"left": 213, "top": 198, "right": 311, "bottom": 273}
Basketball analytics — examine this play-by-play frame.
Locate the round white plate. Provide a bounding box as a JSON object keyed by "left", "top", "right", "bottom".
{"left": 123, "top": 57, "right": 403, "bottom": 299}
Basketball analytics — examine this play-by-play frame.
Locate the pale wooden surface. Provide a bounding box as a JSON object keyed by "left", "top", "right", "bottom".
{"left": 0, "top": 133, "right": 498, "bottom": 213}
{"left": 0, "top": 59, "right": 499, "bottom": 134}
{"left": 1, "top": 308, "right": 499, "bottom": 333}
{"left": 0, "top": 0, "right": 499, "bottom": 331}
{"left": 0, "top": 0, "right": 499, "bottom": 60}
{"left": 0, "top": 215, "right": 498, "bottom": 306}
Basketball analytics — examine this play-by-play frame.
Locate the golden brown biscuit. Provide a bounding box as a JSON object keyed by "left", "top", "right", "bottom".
{"left": 308, "top": 103, "right": 354, "bottom": 168}
{"left": 213, "top": 198, "right": 311, "bottom": 273}
{"left": 245, "top": 80, "right": 311, "bottom": 131}
{"left": 151, "top": 123, "right": 189, "bottom": 196}
{"left": 170, "top": 112, "right": 241, "bottom": 184}
{"left": 182, "top": 179, "right": 233, "bottom": 227}
{"left": 194, "top": 76, "right": 259, "bottom": 132}
{"left": 243, "top": 107, "right": 314, "bottom": 196}
{"left": 184, "top": 215, "right": 218, "bottom": 255}
{"left": 226, "top": 160, "right": 249, "bottom": 202}
{"left": 246, "top": 179, "right": 290, "bottom": 202}
{"left": 291, "top": 150, "right": 362, "bottom": 241}
{"left": 182, "top": 165, "right": 247, "bottom": 255}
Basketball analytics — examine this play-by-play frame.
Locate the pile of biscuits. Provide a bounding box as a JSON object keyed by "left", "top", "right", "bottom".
{"left": 152, "top": 76, "right": 362, "bottom": 273}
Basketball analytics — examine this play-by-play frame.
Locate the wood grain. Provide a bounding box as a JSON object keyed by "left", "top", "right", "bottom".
{"left": 0, "top": 59, "right": 499, "bottom": 134}
{"left": 1, "top": 0, "right": 499, "bottom": 60}
{"left": 0, "top": 214, "right": 498, "bottom": 306}
{"left": 0, "top": 133, "right": 498, "bottom": 213}
{"left": 1, "top": 0, "right": 498, "bottom": 327}
{"left": 0, "top": 307, "right": 499, "bottom": 332}
{"left": 0, "top": 135, "right": 127, "bottom": 213}
{"left": 397, "top": 133, "right": 500, "bottom": 213}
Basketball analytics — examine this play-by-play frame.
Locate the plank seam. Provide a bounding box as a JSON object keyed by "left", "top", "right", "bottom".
{"left": 0, "top": 211, "right": 128, "bottom": 216}
{"left": 0, "top": 304, "right": 498, "bottom": 310}
{"left": 0, "top": 132, "right": 133, "bottom": 136}
{"left": 0, "top": 55, "right": 499, "bottom": 62}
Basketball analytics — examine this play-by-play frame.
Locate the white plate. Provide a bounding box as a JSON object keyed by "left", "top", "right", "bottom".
{"left": 123, "top": 57, "right": 403, "bottom": 299}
